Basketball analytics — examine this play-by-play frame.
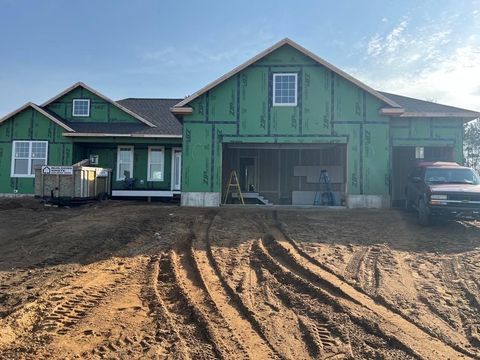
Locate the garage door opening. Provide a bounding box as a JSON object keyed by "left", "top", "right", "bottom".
{"left": 391, "top": 146, "right": 454, "bottom": 207}
{"left": 222, "top": 143, "right": 347, "bottom": 205}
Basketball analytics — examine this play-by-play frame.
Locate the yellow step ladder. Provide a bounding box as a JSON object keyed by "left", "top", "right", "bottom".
{"left": 223, "top": 170, "right": 245, "bottom": 205}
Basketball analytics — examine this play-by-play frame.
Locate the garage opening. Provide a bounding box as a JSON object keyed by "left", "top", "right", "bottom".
{"left": 222, "top": 143, "right": 347, "bottom": 205}
{"left": 391, "top": 146, "right": 454, "bottom": 207}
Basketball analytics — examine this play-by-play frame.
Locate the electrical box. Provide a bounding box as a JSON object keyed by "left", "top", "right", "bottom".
{"left": 89, "top": 154, "right": 99, "bottom": 165}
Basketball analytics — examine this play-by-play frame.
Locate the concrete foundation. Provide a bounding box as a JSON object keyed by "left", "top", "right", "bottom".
{"left": 346, "top": 195, "right": 390, "bottom": 209}
{"left": 0, "top": 193, "right": 35, "bottom": 198}
{"left": 181, "top": 192, "right": 220, "bottom": 207}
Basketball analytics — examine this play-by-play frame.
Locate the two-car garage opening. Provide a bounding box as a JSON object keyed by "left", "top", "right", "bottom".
{"left": 222, "top": 143, "right": 347, "bottom": 206}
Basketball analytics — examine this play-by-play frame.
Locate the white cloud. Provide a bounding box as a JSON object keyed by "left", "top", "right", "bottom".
{"left": 366, "top": 20, "right": 408, "bottom": 58}
{"left": 384, "top": 20, "right": 408, "bottom": 54}
{"left": 357, "top": 12, "right": 480, "bottom": 110}
{"left": 361, "top": 45, "right": 480, "bottom": 110}
{"left": 367, "top": 34, "right": 383, "bottom": 56}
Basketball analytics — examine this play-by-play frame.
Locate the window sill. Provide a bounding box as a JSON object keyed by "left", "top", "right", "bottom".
{"left": 11, "top": 175, "right": 35, "bottom": 178}
{"left": 272, "top": 103, "right": 298, "bottom": 107}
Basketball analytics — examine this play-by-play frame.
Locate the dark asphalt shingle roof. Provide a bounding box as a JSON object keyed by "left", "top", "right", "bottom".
{"left": 378, "top": 91, "right": 480, "bottom": 117}
{"left": 117, "top": 98, "right": 183, "bottom": 135}
{"left": 66, "top": 122, "right": 157, "bottom": 134}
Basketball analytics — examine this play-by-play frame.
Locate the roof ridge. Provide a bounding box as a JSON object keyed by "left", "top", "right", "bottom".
{"left": 173, "top": 38, "right": 401, "bottom": 109}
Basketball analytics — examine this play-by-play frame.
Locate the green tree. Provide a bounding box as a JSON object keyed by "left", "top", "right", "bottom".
{"left": 464, "top": 120, "right": 480, "bottom": 172}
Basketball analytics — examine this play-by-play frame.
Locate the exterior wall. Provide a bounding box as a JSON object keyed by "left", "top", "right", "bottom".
{"left": 0, "top": 107, "right": 73, "bottom": 194}
{"left": 45, "top": 87, "right": 140, "bottom": 124}
{"left": 390, "top": 117, "right": 464, "bottom": 163}
{"left": 72, "top": 137, "right": 182, "bottom": 191}
{"left": 181, "top": 44, "right": 391, "bottom": 205}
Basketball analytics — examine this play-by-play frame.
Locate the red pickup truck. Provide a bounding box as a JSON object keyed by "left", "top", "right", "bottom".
{"left": 405, "top": 162, "right": 480, "bottom": 225}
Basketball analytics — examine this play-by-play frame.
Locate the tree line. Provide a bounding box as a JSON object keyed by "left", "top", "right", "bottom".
{"left": 464, "top": 120, "right": 480, "bottom": 172}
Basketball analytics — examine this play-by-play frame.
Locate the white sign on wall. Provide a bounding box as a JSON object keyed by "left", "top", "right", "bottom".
{"left": 41, "top": 166, "right": 73, "bottom": 175}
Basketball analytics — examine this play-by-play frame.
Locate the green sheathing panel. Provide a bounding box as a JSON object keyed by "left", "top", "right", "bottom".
{"left": 74, "top": 137, "right": 182, "bottom": 191}
{"left": 181, "top": 44, "right": 393, "bottom": 196}
{"left": 0, "top": 107, "right": 73, "bottom": 194}
{"left": 363, "top": 124, "right": 389, "bottom": 194}
{"left": 240, "top": 67, "right": 268, "bottom": 135}
{"left": 45, "top": 87, "right": 141, "bottom": 124}
{"left": 181, "top": 44, "right": 465, "bottom": 198}
{"left": 390, "top": 117, "right": 464, "bottom": 163}
{"left": 183, "top": 124, "right": 213, "bottom": 192}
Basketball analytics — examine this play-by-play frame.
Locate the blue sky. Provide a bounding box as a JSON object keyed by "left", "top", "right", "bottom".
{"left": 1, "top": 0, "right": 479, "bottom": 115}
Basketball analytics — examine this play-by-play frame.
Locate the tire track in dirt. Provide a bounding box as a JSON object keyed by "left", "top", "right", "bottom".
{"left": 0, "top": 260, "right": 139, "bottom": 358}
{"left": 156, "top": 250, "right": 222, "bottom": 360}
{"left": 138, "top": 254, "right": 189, "bottom": 359}
{"left": 252, "top": 237, "right": 409, "bottom": 359}
{"left": 174, "top": 231, "right": 250, "bottom": 359}
{"left": 189, "top": 216, "right": 277, "bottom": 359}
{"left": 251, "top": 253, "right": 353, "bottom": 359}
{"left": 276, "top": 211, "right": 478, "bottom": 358}
{"left": 442, "top": 257, "right": 480, "bottom": 350}
{"left": 261, "top": 211, "right": 473, "bottom": 360}
{"left": 344, "top": 247, "right": 369, "bottom": 285}
{"left": 199, "top": 213, "right": 286, "bottom": 359}
{"left": 456, "top": 256, "right": 480, "bottom": 347}
{"left": 36, "top": 284, "right": 116, "bottom": 335}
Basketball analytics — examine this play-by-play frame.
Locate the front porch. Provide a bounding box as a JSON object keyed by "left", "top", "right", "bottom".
{"left": 71, "top": 138, "right": 182, "bottom": 198}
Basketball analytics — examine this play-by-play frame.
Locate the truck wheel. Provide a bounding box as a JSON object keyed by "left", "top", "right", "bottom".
{"left": 418, "top": 199, "right": 431, "bottom": 226}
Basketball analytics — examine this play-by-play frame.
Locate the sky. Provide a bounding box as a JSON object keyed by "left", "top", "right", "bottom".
{"left": 0, "top": 0, "right": 479, "bottom": 115}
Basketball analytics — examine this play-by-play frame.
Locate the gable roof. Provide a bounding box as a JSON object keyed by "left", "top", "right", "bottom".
{"left": 378, "top": 91, "right": 480, "bottom": 119}
{"left": 173, "top": 38, "right": 402, "bottom": 109}
{"left": 0, "top": 102, "right": 75, "bottom": 132}
{"left": 62, "top": 98, "right": 183, "bottom": 137}
{"left": 40, "top": 82, "right": 157, "bottom": 128}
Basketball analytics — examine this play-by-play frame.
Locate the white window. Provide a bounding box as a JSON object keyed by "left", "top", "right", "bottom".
{"left": 117, "top": 146, "right": 134, "bottom": 181}
{"left": 415, "top": 147, "right": 425, "bottom": 159}
{"left": 273, "top": 73, "right": 298, "bottom": 106}
{"left": 148, "top": 146, "right": 165, "bottom": 181}
{"left": 11, "top": 141, "right": 48, "bottom": 177}
{"left": 72, "top": 99, "right": 90, "bottom": 117}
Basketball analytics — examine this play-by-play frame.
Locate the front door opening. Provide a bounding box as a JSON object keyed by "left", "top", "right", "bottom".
{"left": 171, "top": 148, "right": 182, "bottom": 191}
{"left": 239, "top": 157, "right": 256, "bottom": 192}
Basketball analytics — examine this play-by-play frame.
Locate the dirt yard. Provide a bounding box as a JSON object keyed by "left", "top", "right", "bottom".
{"left": 0, "top": 199, "right": 479, "bottom": 359}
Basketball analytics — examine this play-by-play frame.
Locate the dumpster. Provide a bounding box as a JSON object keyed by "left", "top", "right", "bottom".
{"left": 34, "top": 159, "right": 112, "bottom": 204}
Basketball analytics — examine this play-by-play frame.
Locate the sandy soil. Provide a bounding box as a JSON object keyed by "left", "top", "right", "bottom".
{"left": 0, "top": 199, "right": 479, "bottom": 359}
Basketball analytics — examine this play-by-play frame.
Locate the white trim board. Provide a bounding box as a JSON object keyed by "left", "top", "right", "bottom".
{"left": 112, "top": 190, "right": 178, "bottom": 197}
{"left": 172, "top": 38, "right": 402, "bottom": 109}
{"left": 62, "top": 132, "right": 182, "bottom": 138}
